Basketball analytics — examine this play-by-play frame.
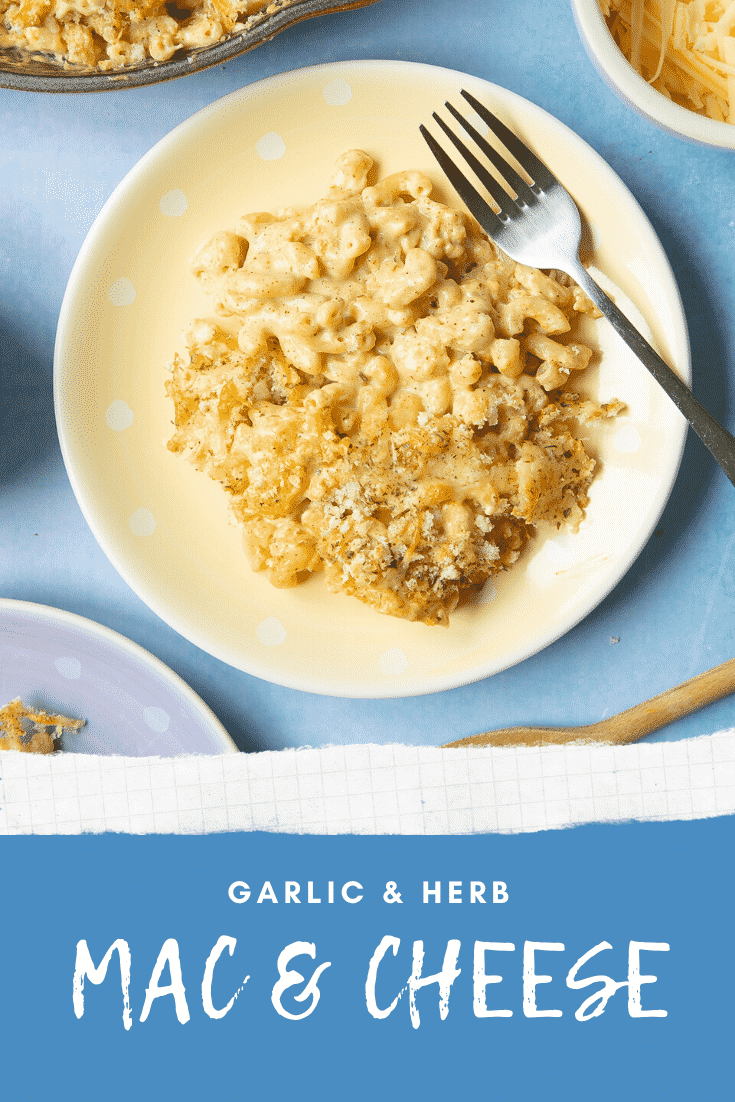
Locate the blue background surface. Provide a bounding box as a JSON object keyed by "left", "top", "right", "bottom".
{"left": 2, "top": 817, "right": 733, "bottom": 1100}
{"left": 1, "top": 0, "right": 734, "bottom": 748}
{"left": 3, "top": 8, "right": 734, "bottom": 1096}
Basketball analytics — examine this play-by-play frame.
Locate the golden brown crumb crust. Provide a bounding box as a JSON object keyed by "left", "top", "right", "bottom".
{"left": 0, "top": 698, "right": 84, "bottom": 753}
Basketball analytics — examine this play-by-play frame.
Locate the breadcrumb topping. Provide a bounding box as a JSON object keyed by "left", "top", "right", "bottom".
{"left": 0, "top": 698, "right": 84, "bottom": 754}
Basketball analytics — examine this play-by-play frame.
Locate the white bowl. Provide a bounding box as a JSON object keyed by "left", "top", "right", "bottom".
{"left": 571, "top": 0, "right": 735, "bottom": 150}
{"left": 55, "top": 60, "right": 690, "bottom": 698}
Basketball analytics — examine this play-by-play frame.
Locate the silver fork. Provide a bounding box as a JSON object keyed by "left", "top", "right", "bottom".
{"left": 420, "top": 90, "right": 735, "bottom": 488}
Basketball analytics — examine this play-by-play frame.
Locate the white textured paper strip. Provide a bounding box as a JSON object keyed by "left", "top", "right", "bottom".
{"left": 2, "top": 730, "right": 734, "bottom": 835}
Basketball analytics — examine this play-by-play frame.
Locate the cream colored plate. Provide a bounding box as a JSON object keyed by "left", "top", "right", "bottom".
{"left": 55, "top": 60, "right": 690, "bottom": 698}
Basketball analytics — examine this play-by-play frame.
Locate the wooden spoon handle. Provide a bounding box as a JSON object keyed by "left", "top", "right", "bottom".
{"left": 443, "top": 655, "right": 735, "bottom": 749}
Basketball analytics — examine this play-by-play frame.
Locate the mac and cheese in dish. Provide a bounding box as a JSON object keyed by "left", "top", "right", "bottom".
{"left": 167, "top": 151, "right": 622, "bottom": 626}
{"left": 0, "top": 1, "right": 272, "bottom": 69}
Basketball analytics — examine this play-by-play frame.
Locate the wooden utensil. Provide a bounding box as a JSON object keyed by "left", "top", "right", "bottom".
{"left": 443, "top": 656, "right": 735, "bottom": 748}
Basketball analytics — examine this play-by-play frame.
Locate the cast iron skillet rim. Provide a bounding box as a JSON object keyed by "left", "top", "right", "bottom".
{"left": 0, "top": 0, "right": 379, "bottom": 92}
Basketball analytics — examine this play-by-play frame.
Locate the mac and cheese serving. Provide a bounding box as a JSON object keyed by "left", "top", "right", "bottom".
{"left": 166, "top": 151, "right": 621, "bottom": 626}
{"left": 0, "top": 1, "right": 272, "bottom": 69}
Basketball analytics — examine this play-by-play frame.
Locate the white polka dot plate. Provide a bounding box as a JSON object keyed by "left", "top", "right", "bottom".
{"left": 54, "top": 61, "right": 689, "bottom": 698}
{"left": 0, "top": 600, "right": 237, "bottom": 755}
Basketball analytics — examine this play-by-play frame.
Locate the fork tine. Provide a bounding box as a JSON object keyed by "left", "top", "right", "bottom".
{"left": 431, "top": 112, "right": 517, "bottom": 220}
{"left": 460, "top": 89, "right": 558, "bottom": 192}
{"left": 419, "top": 123, "right": 505, "bottom": 233}
{"left": 444, "top": 101, "right": 537, "bottom": 207}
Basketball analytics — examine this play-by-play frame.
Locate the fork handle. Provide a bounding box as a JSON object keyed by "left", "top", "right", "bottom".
{"left": 568, "top": 260, "right": 735, "bottom": 488}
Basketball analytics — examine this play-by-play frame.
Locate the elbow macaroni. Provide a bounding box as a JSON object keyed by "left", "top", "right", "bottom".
{"left": 166, "top": 152, "right": 622, "bottom": 626}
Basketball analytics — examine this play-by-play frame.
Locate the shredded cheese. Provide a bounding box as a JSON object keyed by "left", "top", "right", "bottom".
{"left": 601, "top": 0, "right": 735, "bottom": 121}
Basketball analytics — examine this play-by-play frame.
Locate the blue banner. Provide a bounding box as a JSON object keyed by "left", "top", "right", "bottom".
{"left": 3, "top": 816, "right": 732, "bottom": 1099}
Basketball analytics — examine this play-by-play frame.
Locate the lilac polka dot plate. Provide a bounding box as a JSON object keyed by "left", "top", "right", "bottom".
{"left": 54, "top": 61, "right": 689, "bottom": 698}
{"left": 0, "top": 600, "right": 237, "bottom": 755}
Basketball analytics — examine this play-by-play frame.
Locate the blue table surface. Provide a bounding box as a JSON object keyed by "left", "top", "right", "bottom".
{"left": 1, "top": 0, "right": 734, "bottom": 752}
